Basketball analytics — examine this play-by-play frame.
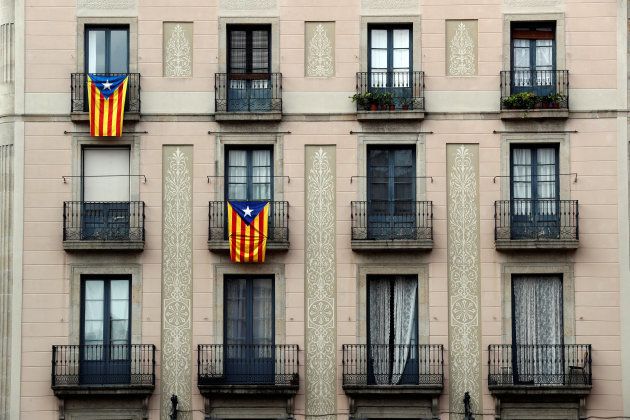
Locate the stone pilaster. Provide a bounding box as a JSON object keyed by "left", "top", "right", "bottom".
{"left": 446, "top": 144, "right": 482, "bottom": 417}
{"left": 304, "top": 146, "right": 337, "bottom": 420}
{"left": 161, "top": 146, "right": 193, "bottom": 420}
{"left": 0, "top": 143, "right": 13, "bottom": 420}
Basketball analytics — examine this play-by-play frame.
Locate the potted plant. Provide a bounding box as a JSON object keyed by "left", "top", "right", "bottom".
{"left": 350, "top": 92, "right": 374, "bottom": 111}
{"left": 544, "top": 93, "right": 566, "bottom": 109}
{"left": 400, "top": 97, "right": 413, "bottom": 110}
{"left": 379, "top": 92, "right": 394, "bottom": 111}
{"left": 502, "top": 91, "right": 538, "bottom": 110}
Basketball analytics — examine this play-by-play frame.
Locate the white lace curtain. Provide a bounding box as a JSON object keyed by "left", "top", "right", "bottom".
{"left": 368, "top": 276, "right": 418, "bottom": 385}
{"left": 513, "top": 275, "right": 563, "bottom": 383}
{"left": 512, "top": 148, "right": 557, "bottom": 216}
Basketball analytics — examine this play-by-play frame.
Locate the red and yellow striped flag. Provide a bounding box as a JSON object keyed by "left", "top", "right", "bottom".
{"left": 227, "top": 201, "right": 269, "bottom": 263}
{"left": 87, "top": 74, "right": 129, "bottom": 137}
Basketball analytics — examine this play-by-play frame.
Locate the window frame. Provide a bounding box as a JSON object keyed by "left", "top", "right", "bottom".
{"left": 366, "top": 144, "right": 416, "bottom": 203}
{"left": 367, "top": 24, "right": 413, "bottom": 75}
{"left": 509, "top": 21, "right": 556, "bottom": 72}
{"left": 79, "top": 274, "right": 132, "bottom": 348}
{"left": 224, "top": 146, "right": 274, "bottom": 202}
{"left": 509, "top": 143, "right": 560, "bottom": 202}
{"left": 81, "top": 145, "right": 131, "bottom": 201}
{"left": 84, "top": 24, "right": 130, "bottom": 74}
{"left": 226, "top": 24, "right": 272, "bottom": 75}
{"left": 223, "top": 274, "right": 276, "bottom": 346}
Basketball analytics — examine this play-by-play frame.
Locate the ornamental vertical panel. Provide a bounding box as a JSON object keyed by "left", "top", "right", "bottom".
{"left": 305, "top": 22, "right": 335, "bottom": 78}
{"left": 161, "top": 146, "right": 193, "bottom": 420}
{"left": 447, "top": 144, "right": 482, "bottom": 417}
{"left": 164, "top": 22, "right": 193, "bottom": 78}
{"left": 304, "top": 146, "right": 337, "bottom": 420}
{"left": 446, "top": 20, "right": 478, "bottom": 77}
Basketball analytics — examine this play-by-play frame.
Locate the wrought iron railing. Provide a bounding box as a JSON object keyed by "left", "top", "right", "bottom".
{"left": 71, "top": 73, "right": 141, "bottom": 113}
{"left": 488, "top": 344, "right": 592, "bottom": 387}
{"left": 215, "top": 73, "right": 282, "bottom": 113}
{"left": 52, "top": 344, "right": 156, "bottom": 387}
{"left": 208, "top": 201, "right": 289, "bottom": 243}
{"left": 500, "top": 70, "right": 569, "bottom": 110}
{"left": 198, "top": 344, "right": 299, "bottom": 386}
{"left": 63, "top": 201, "right": 145, "bottom": 242}
{"left": 351, "top": 201, "right": 432, "bottom": 241}
{"left": 342, "top": 344, "right": 444, "bottom": 387}
{"left": 494, "top": 199, "right": 578, "bottom": 241}
{"left": 355, "top": 71, "right": 424, "bottom": 111}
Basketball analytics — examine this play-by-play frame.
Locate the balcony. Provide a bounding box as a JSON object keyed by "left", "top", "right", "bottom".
{"left": 350, "top": 201, "right": 433, "bottom": 251}
{"left": 197, "top": 344, "right": 299, "bottom": 396}
{"left": 63, "top": 201, "right": 145, "bottom": 251}
{"left": 494, "top": 199, "right": 578, "bottom": 250}
{"left": 71, "top": 73, "right": 141, "bottom": 120}
{"left": 51, "top": 344, "right": 156, "bottom": 397}
{"left": 342, "top": 344, "right": 444, "bottom": 397}
{"left": 214, "top": 73, "right": 282, "bottom": 121}
{"left": 500, "top": 70, "right": 569, "bottom": 119}
{"left": 354, "top": 71, "right": 425, "bottom": 121}
{"left": 208, "top": 201, "right": 289, "bottom": 251}
{"left": 488, "top": 344, "right": 592, "bottom": 397}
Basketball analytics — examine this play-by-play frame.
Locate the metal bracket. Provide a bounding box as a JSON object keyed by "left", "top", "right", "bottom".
{"left": 207, "top": 175, "right": 290, "bottom": 183}
{"left": 62, "top": 174, "right": 147, "bottom": 184}
{"left": 492, "top": 173, "right": 577, "bottom": 184}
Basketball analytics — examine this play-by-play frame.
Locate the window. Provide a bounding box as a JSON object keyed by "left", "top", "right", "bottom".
{"left": 80, "top": 276, "right": 131, "bottom": 384}
{"left": 510, "top": 145, "right": 559, "bottom": 239}
{"left": 510, "top": 22, "right": 555, "bottom": 95}
{"left": 367, "top": 146, "right": 415, "bottom": 239}
{"left": 227, "top": 25, "right": 272, "bottom": 112}
{"left": 367, "top": 275, "right": 418, "bottom": 385}
{"left": 85, "top": 26, "right": 129, "bottom": 74}
{"left": 226, "top": 148, "right": 273, "bottom": 201}
{"left": 511, "top": 275, "right": 563, "bottom": 384}
{"left": 224, "top": 276, "right": 274, "bottom": 383}
{"left": 81, "top": 147, "right": 131, "bottom": 240}
{"left": 368, "top": 25, "right": 411, "bottom": 88}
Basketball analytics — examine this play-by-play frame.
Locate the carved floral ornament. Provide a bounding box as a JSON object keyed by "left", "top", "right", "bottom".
{"left": 306, "top": 24, "right": 334, "bottom": 78}
{"left": 448, "top": 22, "right": 476, "bottom": 76}
{"left": 78, "top": 0, "right": 135, "bottom": 9}
{"left": 165, "top": 24, "right": 192, "bottom": 78}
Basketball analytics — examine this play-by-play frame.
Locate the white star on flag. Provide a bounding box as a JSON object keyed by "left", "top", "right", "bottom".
{"left": 102, "top": 80, "right": 113, "bottom": 90}
{"left": 243, "top": 206, "right": 253, "bottom": 218}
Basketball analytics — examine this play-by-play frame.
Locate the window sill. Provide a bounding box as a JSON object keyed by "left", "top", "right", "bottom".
{"left": 52, "top": 384, "right": 155, "bottom": 398}
{"left": 356, "top": 110, "right": 425, "bottom": 121}
{"left": 214, "top": 111, "right": 282, "bottom": 122}
{"left": 500, "top": 109, "right": 569, "bottom": 120}
{"left": 351, "top": 239, "right": 433, "bottom": 251}
{"left": 488, "top": 383, "right": 591, "bottom": 397}
{"left": 495, "top": 238, "right": 578, "bottom": 251}
{"left": 342, "top": 384, "right": 443, "bottom": 397}
{"left": 63, "top": 240, "right": 145, "bottom": 252}
{"left": 70, "top": 112, "right": 141, "bottom": 122}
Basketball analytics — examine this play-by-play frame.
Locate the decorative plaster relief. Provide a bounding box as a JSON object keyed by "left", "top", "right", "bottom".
{"left": 447, "top": 144, "right": 483, "bottom": 417}
{"left": 164, "top": 23, "right": 193, "bottom": 78}
{"left": 0, "top": 23, "right": 14, "bottom": 83}
{"left": 161, "top": 146, "right": 193, "bottom": 420}
{"left": 446, "top": 20, "right": 477, "bottom": 77}
{"left": 305, "top": 22, "right": 335, "bottom": 78}
{"left": 0, "top": 143, "right": 13, "bottom": 420}
{"left": 220, "top": 0, "right": 276, "bottom": 10}
{"left": 305, "top": 146, "right": 337, "bottom": 420}
{"left": 362, "top": 0, "right": 416, "bottom": 9}
{"left": 78, "top": 0, "right": 135, "bottom": 9}
{"left": 505, "top": 0, "right": 562, "bottom": 7}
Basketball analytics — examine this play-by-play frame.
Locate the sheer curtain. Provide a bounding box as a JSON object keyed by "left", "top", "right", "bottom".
{"left": 536, "top": 148, "right": 557, "bottom": 216}
{"left": 535, "top": 39, "right": 553, "bottom": 86}
{"left": 368, "top": 276, "right": 417, "bottom": 385}
{"left": 512, "top": 148, "right": 532, "bottom": 216}
{"left": 228, "top": 150, "right": 247, "bottom": 200}
{"left": 513, "top": 39, "right": 531, "bottom": 87}
{"left": 252, "top": 150, "right": 272, "bottom": 201}
{"left": 513, "top": 276, "right": 563, "bottom": 383}
{"left": 368, "top": 279, "right": 391, "bottom": 385}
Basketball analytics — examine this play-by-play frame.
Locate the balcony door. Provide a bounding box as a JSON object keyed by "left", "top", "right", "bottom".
{"left": 227, "top": 25, "right": 271, "bottom": 112}
{"left": 80, "top": 276, "right": 131, "bottom": 385}
{"left": 512, "top": 275, "right": 563, "bottom": 385}
{"left": 224, "top": 276, "right": 274, "bottom": 384}
{"left": 82, "top": 148, "right": 131, "bottom": 240}
{"left": 510, "top": 145, "right": 559, "bottom": 239}
{"left": 510, "top": 22, "right": 555, "bottom": 96}
{"left": 367, "top": 146, "right": 415, "bottom": 240}
{"left": 85, "top": 26, "right": 129, "bottom": 74}
{"left": 368, "top": 26, "right": 412, "bottom": 104}
{"left": 367, "top": 276, "right": 418, "bottom": 385}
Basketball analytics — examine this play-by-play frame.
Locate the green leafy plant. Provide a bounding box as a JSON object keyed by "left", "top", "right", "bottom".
{"left": 502, "top": 92, "right": 538, "bottom": 109}
{"left": 400, "top": 97, "right": 414, "bottom": 110}
{"left": 540, "top": 93, "right": 566, "bottom": 108}
{"left": 350, "top": 92, "right": 374, "bottom": 110}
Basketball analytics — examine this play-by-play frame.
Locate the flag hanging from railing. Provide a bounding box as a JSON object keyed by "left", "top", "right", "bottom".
{"left": 87, "top": 74, "right": 129, "bottom": 137}
{"left": 227, "top": 201, "right": 269, "bottom": 263}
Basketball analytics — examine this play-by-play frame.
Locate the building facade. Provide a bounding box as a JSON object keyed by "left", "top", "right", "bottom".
{"left": 0, "top": 0, "right": 629, "bottom": 419}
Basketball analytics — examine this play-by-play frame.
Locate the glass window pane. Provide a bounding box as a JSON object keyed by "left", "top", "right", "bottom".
{"left": 85, "top": 280, "right": 104, "bottom": 300}
{"left": 87, "top": 30, "right": 106, "bottom": 73}
{"left": 109, "top": 29, "right": 129, "bottom": 73}
{"left": 111, "top": 300, "right": 129, "bottom": 320}
{"left": 393, "top": 29, "right": 409, "bottom": 48}
{"left": 393, "top": 50, "right": 409, "bottom": 69}
{"left": 84, "top": 320, "right": 103, "bottom": 343}
{"left": 370, "top": 29, "right": 388, "bottom": 49}
{"left": 225, "top": 279, "right": 248, "bottom": 345}
{"left": 252, "top": 30, "right": 269, "bottom": 49}
{"left": 252, "top": 279, "right": 273, "bottom": 343}
{"left": 85, "top": 301, "right": 104, "bottom": 321}
{"left": 371, "top": 50, "right": 388, "bottom": 71}
{"left": 252, "top": 149, "right": 271, "bottom": 166}
{"left": 110, "top": 280, "right": 129, "bottom": 300}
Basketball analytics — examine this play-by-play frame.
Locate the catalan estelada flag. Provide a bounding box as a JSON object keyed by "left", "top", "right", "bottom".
{"left": 87, "top": 74, "right": 129, "bottom": 137}
{"left": 227, "top": 201, "right": 269, "bottom": 263}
